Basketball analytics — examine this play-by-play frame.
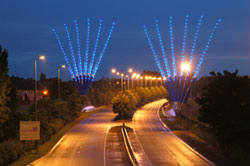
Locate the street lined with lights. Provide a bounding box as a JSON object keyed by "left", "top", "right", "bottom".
{"left": 23, "top": 15, "right": 221, "bottom": 166}
{"left": 111, "top": 68, "right": 165, "bottom": 90}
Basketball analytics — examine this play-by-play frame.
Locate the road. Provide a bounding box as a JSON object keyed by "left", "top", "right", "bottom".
{"left": 133, "top": 99, "right": 213, "bottom": 166}
{"left": 29, "top": 109, "right": 116, "bottom": 166}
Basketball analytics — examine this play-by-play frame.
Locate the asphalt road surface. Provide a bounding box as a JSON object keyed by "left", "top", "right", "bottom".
{"left": 29, "top": 109, "right": 116, "bottom": 166}
{"left": 133, "top": 99, "right": 213, "bottom": 166}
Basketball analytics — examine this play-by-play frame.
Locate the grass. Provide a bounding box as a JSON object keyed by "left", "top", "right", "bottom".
{"left": 10, "top": 106, "right": 107, "bottom": 166}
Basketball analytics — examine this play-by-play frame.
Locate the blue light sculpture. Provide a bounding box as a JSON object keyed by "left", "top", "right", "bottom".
{"left": 52, "top": 19, "right": 115, "bottom": 95}
{"left": 144, "top": 15, "right": 221, "bottom": 107}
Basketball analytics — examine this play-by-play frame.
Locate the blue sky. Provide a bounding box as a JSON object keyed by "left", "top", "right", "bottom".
{"left": 0, "top": 0, "right": 249, "bottom": 80}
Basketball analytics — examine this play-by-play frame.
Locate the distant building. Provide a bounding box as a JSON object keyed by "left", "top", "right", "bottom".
{"left": 17, "top": 90, "right": 44, "bottom": 103}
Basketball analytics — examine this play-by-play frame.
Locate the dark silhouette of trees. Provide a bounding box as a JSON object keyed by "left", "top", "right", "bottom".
{"left": 196, "top": 70, "right": 250, "bottom": 154}
{"left": 0, "top": 46, "right": 11, "bottom": 141}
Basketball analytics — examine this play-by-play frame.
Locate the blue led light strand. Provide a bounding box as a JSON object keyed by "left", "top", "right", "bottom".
{"left": 92, "top": 22, "right": 115, "bottom": 76}
{"left": 181, "top": 14, "right": 189, "bottom": 65}
{"left": 169, "top": 16, "right": 177, "bottom": 76}
{"left": 74, "top": 20, "right": 82, "bottom": 76}
{"left": 52, "top": 29, "right": 75, "bottom": 78}
{"left": 84, "top": 18, "right": 90, "bottom": 75}
{"left": 64, "top": 24, "right": 79, "bottom": 76}
{"left": 144, "top": 25, "right": 166, "bottom": 77}
{"left": 189, "top": 15, "right": 204, "bottom": 64}
{"left": 194, "top": 18, "right": 222, "bottom": 77}
{"left": 155, "top": 20, "right": 171, "bottom": 77}
{"left": 88, "top": 19, "right": 103, "bottom": 75}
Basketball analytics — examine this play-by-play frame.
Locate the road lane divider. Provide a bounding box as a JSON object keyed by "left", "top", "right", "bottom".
{"left": 121, "top": 127, "right": 140, "bottom": 166}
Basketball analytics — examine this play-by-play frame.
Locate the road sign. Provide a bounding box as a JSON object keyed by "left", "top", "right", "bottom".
{"left": 20, "top": 121, "right": 40, "bottom": 140}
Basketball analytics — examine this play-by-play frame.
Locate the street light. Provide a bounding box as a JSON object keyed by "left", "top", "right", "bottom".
{"left": 136, "top": 74, "right": 140, "bottom": 88}
{"left": 153, "top": 77, "right": 156, "bottom": 86}
{"left": 140, "top": 76, "right": 143, "bottom": 87}
{"left": 128, "top": 68, "right": 133, "bottom": 89}
{"left": 121, "top": 73, "right": 124, "bottom": 91}
{"left": 111, "top": 68, "right": 116, "bottom": 74}
{"left": 145, "top": 76, "right": 148, "bottom": 87}
{"left": 158, "top": 77, "right": 162, "bottom": 86}
{"left": 34, "top": 55, "right": 46, "bottom": 121}
{"left": 181, "top": 62, "right": 191, "bottom": 73}
{"left": 149, "top": 76, "right": 152, "bottom": 87}
{"left": 126, "top": 75, "right": 129, "bottom": 90}
{"left": 34, "top": 55, "right": 45, "bottom": 154}
{"left": 132, "top": 72, "right": 137, "bottom": 89}
{"left": 42, "top": 90, "right": 48, "bottom": 96}
{"left": 58, "top": 64, "right": 66, "bottom": 119}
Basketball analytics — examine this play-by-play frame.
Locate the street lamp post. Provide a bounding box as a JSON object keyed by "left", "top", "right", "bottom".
{"left": 145, "top": 76, "right": 148, "bottom": 87}
{"left": 149, "top": 76, "right": 152, "bottom": 87}
{"left": 121, "top": 73, "right": 124, "bottom": 91}
{"left": 34, "top": 55, "right": 45, "bottom": 121}
{"left": 126, "top": 75, "right": 129, "bottom": 90}
{"left": 128, "top": 68, "right": 133, "bottom": 89}
{"left": 58, "top": 64, "right": 66, "bottom": 119}
{"left": 140, "top": 76, "right": 143, "bottom": 87}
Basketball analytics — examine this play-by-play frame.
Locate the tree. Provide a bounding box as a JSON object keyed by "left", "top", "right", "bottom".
{"left": 196, "top": 70, "right": 250, "bottom": 152}
{"left": 0, "top": 46, "right": 11, "bottom": 140}
{"left": 111, "top": 92, "right": 133, "bottom": 118}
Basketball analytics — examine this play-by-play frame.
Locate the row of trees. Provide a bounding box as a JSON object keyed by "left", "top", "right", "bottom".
{"left": 196, "top": 70, "right": 250, "bottom": 164}
{"left": 112, "top": 86, "right": 168, "bottom": 118}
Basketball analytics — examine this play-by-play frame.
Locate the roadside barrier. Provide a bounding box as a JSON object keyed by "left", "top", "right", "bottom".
{"left": 121, "top": 127, "right": 140, "bottom": 166}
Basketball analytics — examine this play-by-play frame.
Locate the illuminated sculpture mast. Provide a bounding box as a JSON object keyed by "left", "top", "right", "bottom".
{"left": 52, "top": 19, "right": 115, "bottom": 95}
{"left": 144, "top": 15, "right": 221, "bottom": 107}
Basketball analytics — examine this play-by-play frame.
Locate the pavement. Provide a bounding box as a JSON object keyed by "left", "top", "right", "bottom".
{"left": 28, "top": 109, "right": 116, "bottom": 166}
{"left": 133, "top": 99, "right": 213, "bottom": 166}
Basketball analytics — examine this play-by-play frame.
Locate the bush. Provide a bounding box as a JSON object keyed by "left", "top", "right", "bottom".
{"left": 0, "top": 139, "right": 23, "bottom": 165}
{"left": 112, "top": 92, "right": 133, "bottom": 118}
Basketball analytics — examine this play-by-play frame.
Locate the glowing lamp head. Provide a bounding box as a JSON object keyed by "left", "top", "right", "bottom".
{"left": 145, "top": 76, "right": 148, "bottom": 80}
{"left": 128, "top": 68, "right": 133, "bottom": 73}
{"left": 181, "top": 62, "right": 191, "bottom": 73}
{"left": 42, "top": 90, "right": 48, "bottom": 96}
{"left": 111, "top": 68, "right": 116, "bottom": 73}
{"left": 140, "top": 77, "right": 143, "bottom": 80}
{"left": 39, "top": 55, "right": 46, "bottom": 61}
{"left": 116, "top": 72, "right": 120, "bottom": 76}
{"left": 121, "top": 73, "right": 124, "bottom": 77}
{"left": 61, "top": 64, "right": 66, "bottom": 68}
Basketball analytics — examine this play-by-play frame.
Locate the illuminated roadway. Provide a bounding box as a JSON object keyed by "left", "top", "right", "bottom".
{"left": 29, "top": 109, "right": 116, "bottom": 166}
{"left": 133, "top": 99, "right": 213, "bottom": 166}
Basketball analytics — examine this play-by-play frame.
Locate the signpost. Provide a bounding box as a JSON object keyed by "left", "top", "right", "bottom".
{"left": 20, "top": 121, "right": 40, "bottom": 152}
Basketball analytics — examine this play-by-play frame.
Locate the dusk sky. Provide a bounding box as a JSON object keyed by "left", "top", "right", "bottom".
{"left": 0, "top": 0, "right": 249, "bottom": 80}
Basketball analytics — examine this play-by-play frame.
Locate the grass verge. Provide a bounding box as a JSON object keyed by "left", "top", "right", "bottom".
{"left": 11, "top": 106, "right": 107, "bottom": 166}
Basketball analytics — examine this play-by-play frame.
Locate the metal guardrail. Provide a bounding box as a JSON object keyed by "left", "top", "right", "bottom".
{"left": 121, "top": 127, "right": 140, "bottom": 166}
